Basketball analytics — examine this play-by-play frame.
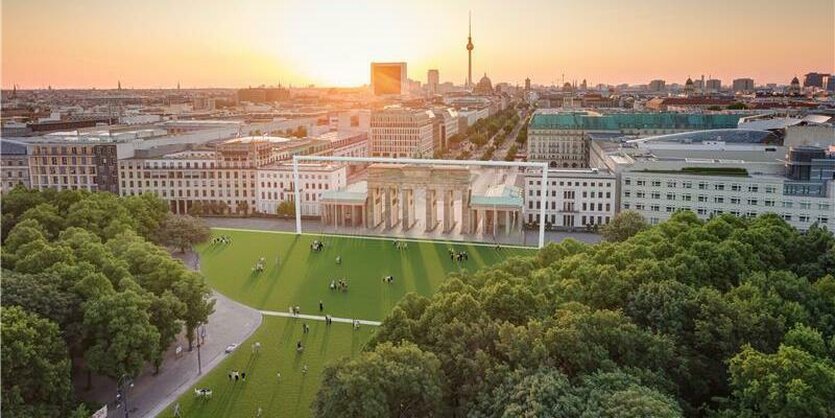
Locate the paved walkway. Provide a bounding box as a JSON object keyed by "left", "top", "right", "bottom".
{"left": 75, "top": 252, "right": 263, "bottom": 418}
{"left": 260, "top": 310, "right": 382, "bottom": 326}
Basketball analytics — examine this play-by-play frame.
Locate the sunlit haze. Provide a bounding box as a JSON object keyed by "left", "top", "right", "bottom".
{"left": 2, "top": 0, "right": 833, "bottom": 89}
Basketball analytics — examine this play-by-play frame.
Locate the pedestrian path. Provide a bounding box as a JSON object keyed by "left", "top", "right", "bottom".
{"left": 259, "top": 310, "right": 382, "bottom": 326}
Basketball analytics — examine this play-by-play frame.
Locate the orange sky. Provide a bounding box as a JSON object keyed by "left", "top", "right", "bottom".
{"left": 2, "top": 0, "right": 833, "bottom": 89}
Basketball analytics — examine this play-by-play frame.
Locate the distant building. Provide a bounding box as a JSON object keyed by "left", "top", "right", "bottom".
{"left": 370, "top": 62, "right": 407, "bottom": 96}
{"left": 803, "top": 72, "right": 828, "bottom": 89}
{"left": 473, "top": 73, "right": 493, "bottom": 95}
{"left": 525, "top": 77, "right": 531, "bottom": 91}
{"left": 649, "top": 79, "right": 666, "bottom": 92}
{"left": 1, "top": 139, "right": 29, "bottom": 193}
{"left": 645, "top": 97, "right": 736, "bottom": 111}
{"left": 732, "top": 78, "right": 755, "bottom": 93}
{"left": 237, "top": 87, "right": 290, "bottom": 103}
{"left": 427, "top": 69, "right": 440, "bottom": 95}
{"left": 788, "top": 76, "right": 802, "bottom": 95}
{"left": 706, "top": 79, "right": 722, "bottom": 92}
{"left": 369, "top": 107, "right": 434, "bottom": 158}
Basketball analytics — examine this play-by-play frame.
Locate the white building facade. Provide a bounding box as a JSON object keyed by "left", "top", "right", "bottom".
{"left": 523, "top": 168, "right": 617, "bottom": 229}
{"left": 256, "top": 163, "right": 347, "bottom": 216}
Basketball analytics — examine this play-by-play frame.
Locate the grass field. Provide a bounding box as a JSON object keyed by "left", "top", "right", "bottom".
{"left": 165, "top": 316, "right": 374, "bottom": 417}
{"left": 164, "top": 228, "right": 534, "bottom": 417}
{"left": 199, "top": 229, "right": 533, "bottom": 321}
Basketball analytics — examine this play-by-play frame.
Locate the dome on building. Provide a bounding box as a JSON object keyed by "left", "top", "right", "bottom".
{"left": 474, "top": 73, "right": 493, "bottom": 94}
{"left": 685, "top": 77, "right": 694, "bottom": 86}
{"left": 791, "top": 76, "right": 800, "bottom": 85}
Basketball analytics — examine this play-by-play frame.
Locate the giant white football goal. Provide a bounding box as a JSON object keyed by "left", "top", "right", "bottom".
{"left": 291, "top": 155, "right": 550, "bottom": 248}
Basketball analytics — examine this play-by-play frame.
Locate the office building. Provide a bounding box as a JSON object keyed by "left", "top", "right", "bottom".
{"left": 803, "top": 72, "right": 828, "bottom": 89}
{"left": 604, "top": 130, "right": 834, "bottom": 231}
{"left": 370, "top": 62, "right": 407, "bottom": 96}
{"left": 649, "top": 79, "right": 666, "bottom": 92}
{"left": 525, "top": 77, "right": 531, "bottom": 91}
{"left": 427, "top": 69, "right": 440, "bottom": 95}
{"left": 732, "top": 78, "right": 755, "bottom": 93}
{"left": 237, "top": 87, "right": 290, "bottom": 103}
{"left": 369, "top": 107, "right": 434, "bottom": 158}
{"left": 706, "top": 79, "right": 722, "bottom": 92}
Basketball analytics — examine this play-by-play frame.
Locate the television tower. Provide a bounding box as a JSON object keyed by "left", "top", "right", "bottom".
{"left": 466, "top": 11, "right": 474, "bottom": 88}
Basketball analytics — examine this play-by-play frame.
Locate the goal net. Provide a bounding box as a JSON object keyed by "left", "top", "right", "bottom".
{"left": 290, "top": 156, "right": 549, "bottom": 248}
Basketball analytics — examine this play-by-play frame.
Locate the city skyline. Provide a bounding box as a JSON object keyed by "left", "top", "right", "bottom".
{"left": 2, "top": 0, "right": 834, "bottom": 89}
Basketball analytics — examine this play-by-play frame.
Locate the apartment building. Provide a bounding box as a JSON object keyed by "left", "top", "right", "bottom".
{"left": 523, "top": 168, "right": 617, "bottom": 229}
{"left": 119, "top": 136, "right": 282, "bottom": 214}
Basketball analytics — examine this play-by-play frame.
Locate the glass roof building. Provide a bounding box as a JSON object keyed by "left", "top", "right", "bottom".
{"left": 627, "top": 129, "right": 782, "bottom": 145}
{"left": 529, "top": 111, "right": 743, "bottom": 131}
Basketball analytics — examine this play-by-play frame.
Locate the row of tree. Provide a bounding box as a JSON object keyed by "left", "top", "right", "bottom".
{"left": 314, "top": 211, "right": 835, "bottom": 417}
{"left": 1, "top": 187, "right": 214, "bottom": 417}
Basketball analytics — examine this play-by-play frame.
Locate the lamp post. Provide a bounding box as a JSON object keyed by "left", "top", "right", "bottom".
{"left": 116, "top": 373, "right": 133, "bottom": 418}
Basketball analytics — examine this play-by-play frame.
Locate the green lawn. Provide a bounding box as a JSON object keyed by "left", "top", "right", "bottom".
{"left": 199, "top": 229, "right": 533, "bottom": 321}
{"left": 164, "top": 229, "right": 533, "bottom": 417}
{"left": 164, "top": 316, "right": 374, "bottom": 417}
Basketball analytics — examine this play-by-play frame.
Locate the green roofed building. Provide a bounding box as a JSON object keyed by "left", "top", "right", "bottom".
{"left": 526, "top": 110, "right": 744, "bottom": 169}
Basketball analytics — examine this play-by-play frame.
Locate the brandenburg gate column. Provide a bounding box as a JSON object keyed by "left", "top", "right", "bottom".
{"left": 401, "top": 186, "right": 412, "bottom": 231}
{"left": 443, "top": 188, "right": 455, "bottom": 232}
{"left": 425, "top": 188, "right": 438, "bottom": 232}
{"left": 384, "top": 187, "right": 393, "bottom": 229}
{"left": 367, "top": 188, "right": 376, "bottom": 228}
{"left": 460, "top": 187, "right": 471, "bottom": 234}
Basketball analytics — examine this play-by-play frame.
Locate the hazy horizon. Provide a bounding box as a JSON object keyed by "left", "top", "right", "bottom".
{"left": 2, "top": 0, "right": 833, "bottom": 90}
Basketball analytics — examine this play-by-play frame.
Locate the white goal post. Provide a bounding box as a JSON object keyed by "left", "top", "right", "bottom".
{"left": 292, "top": 155, "right": 550, "bottom": 248}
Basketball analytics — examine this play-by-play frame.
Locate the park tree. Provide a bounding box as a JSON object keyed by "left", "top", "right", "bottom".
{"left": 148, "top": 290, "right": 187, "bottom": 373}
{"left": 277, "top": 200, "right": 296, "bottom": 217}
{"left": 83, "top": 289, "right": 161, "bottom": 381}
{"left": 1, "top": 306, "right": 74, "bottom": 418}
{"left": 173, "top": 273, "right": 215, "bottom": 350}
{"left": 187, "top": 200, "right": 204, "bottom": 216}
{"left": 314, "top": 342, "right": 444, "bottom": 418}
{"left": 601, "top": 210, "right": 649, "bottom": 242}
{"left": 156, "top": 214, "right": 211, "bottom": 252}
{"left": 121, "top": 193, "right": 170, "bottom": 241}
{"left": 725, "top": 341, "right": 835, "bottom": 417}
{"left": 19, "top": 203, "right": 65, "bottom": 238}
{"left": 471, "top": 368, "right": 582, "bottom": 418}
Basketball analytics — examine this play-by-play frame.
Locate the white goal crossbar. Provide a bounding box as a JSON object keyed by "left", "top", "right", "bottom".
{"left": 292, "top": 155, "right": 549, "bottom": 248}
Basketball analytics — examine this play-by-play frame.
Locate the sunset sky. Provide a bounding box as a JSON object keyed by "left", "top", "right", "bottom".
{"left": 2, "top": 0, "right": 833, "bottom": 89}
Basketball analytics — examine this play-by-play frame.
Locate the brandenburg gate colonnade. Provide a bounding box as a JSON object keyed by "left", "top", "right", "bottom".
{"left": 320, "top": 164, "right": 524, "bottom": 237}
{"left": 366, "top": 164, "right": 472, "bottom": 233}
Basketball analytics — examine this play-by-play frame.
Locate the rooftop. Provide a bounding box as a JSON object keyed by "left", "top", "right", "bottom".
{"left": 222, "top": 136, "right": 293, "bottom": 144}
{"left": 529, "top": 111, "right": 743, "bottom": 131}
{"left": 321, "top": 181, "right": 368, "bottom": 204}
{"left": 627, "top": 129, "right": 782, "bottom": 145}
{"left": 471, "top": 184, "right": 524, "bottom": 208}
